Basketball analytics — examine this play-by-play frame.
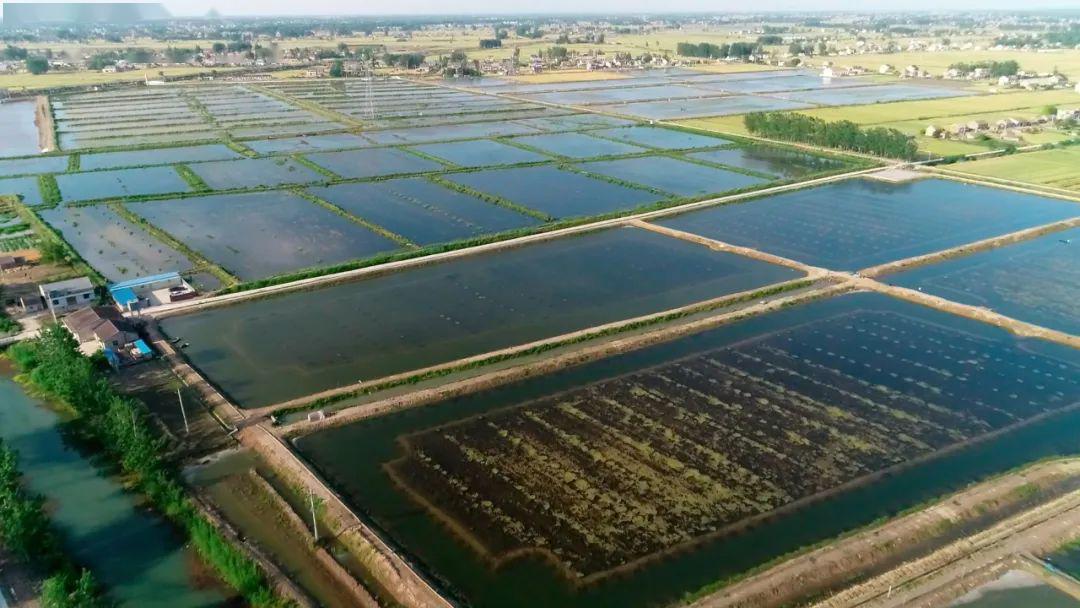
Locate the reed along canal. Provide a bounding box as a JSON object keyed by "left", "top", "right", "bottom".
{"left": 295, "top": 293, "right": 1080, "bottom": 608}
{"left": 0, "top": 364, "right": 229, "bottom": 607}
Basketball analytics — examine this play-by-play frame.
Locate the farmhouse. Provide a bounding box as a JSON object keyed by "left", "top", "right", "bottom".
{"left": 61, "top": 305, "right": 139, "bottom": 356}
{"left": 108, "top": 271, "right": 196, "bottom": 312}
{"left": 925, "top": 125, "right": 943, "bottom": 137}
{"left": 39, "top": 276, "right": 94, "bottom": 314}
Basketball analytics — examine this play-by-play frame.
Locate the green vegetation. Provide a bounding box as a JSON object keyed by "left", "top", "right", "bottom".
{"left": 676, "top": 42, "right": 761, "bottom": 60}
{"left": 26, "top": 56, "right": 50, "bottom": 75}
{"left": 175, "top": 165, "right": 211, "bottom": 192}
{"left": 7, "top": 326, "right": 293, "bottom": 608}
{"left": 0, "top": 440, "right": 107, "bottom": 608}
{"left": 38, "top": 174, "right": 62, "bottom": 206}
{"left": 744, "top": 112, "right": 917, "bottom": 160}
{"left": 65, "top": 155, "right": 80, "bottom": 173}
{"left": 946, "top": 60, "right": 1020, "bottom": 77}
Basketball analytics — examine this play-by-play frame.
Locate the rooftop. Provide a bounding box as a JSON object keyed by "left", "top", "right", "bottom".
{"left": 108, "top": 271, "right": 182, "bottom": 292}
{"left": 40, "top": 276, "right": 94, "bottom": 297}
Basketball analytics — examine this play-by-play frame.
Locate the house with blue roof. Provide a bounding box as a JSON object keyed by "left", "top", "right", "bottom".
{"left": 108, "top": 271, "right": 196, "bottom": 311}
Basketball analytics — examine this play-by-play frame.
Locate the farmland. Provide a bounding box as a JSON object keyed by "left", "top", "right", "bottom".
{"left": 942, "top": 147, "right": 1080, "bottom": 192}
{"left": 4, "top": 57, "right": 1080, "bottom": 608}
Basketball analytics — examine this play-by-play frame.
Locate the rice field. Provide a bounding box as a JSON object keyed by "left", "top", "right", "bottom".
{"left": 944, "top": 148, "right": 1080, "bottom": 192}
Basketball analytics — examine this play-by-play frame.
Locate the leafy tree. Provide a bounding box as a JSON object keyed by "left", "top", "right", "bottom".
{"left": 212, "top": 42, "right": 226, "bottom": 53}
{"left": 26, "top": 56, "right": 49, "bottom": 74}
{"left": 2, "top": 45, "right": 27, "bottom": 60}
{"left": 329, "top": 59, "right": 344, "bottom": 77}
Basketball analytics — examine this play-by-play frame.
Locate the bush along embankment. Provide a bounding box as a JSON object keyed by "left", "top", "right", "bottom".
{"left": 744, "top": 111, "right": 918, "bottom": 160}
{"left": 0, "top": 439, "right": 107, "bottom": 607}
{"left": 7, "top": 325, "right": 293, "bottom": 608}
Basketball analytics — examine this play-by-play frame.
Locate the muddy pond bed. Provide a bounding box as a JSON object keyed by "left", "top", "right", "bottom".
{"left": 295, "top": 292, "right": 1080, "bottom": 608}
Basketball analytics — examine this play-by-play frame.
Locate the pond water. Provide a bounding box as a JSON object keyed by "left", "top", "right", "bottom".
{"left": 948, "top": 570, "right": 1079, "bottom": 607}
{"left": 890, "top": 226, "right": 1079, "bottom": 335}
{"left": 410, "top": 139, "right": 550, "bottom": 167}
{"left": 0, "top": 101, "right": 42, "bottom": 157}
{"left": 589, "top": 126, "right": 732, "bottom": 150}
{"left": 56, "top": 166, "right": 191, "bottom": 202}
{"left": 597, "top": 95, "right": 812, "bottom": 120}
{"left": 772, "top": 83, "right": 962, "bottom": 106}
{"left": 577, "top": 156, "right": 767, "bottom": 196}
{"left": 160, "top": 226, "right": 800, "bottom": 407}
{"left": 0, "top": 176, "right": 44, "bottom": 206}
{"left": 245, "top": 133, "right": 372, "bottom": 155}
{"left": 304, "top": 147, "right": 444, "bottom": 179}
{"left": 295, "top": 292, "right": 1080, "bottom": 608}
{"left": 189, "top": 157, "right": 326, "bottom": 190}
{"left": 688, "top": 147, "right": 848, "bottom": 178}
{"left": 80, "top": 144, "right": 241, "bottom": 171}
{"left": 445, "top": 165, "right": 664, "bottom": 218}
{"left": 0, "top": 368, "right": 228, "bottom": 607}
{"left": 130, "top": 191, "right": 400, "bottom": 280}
{"left": 309, "top": 178, "right": 540, "bottom": 245}
{"left": 656, "top": 178, "right": 1080, "bottom": 270}
{"left": 0, "top": 155, "right": 67, "bottom": 178}
{"left": 40, "top": 205, "right": 193, "bottom": 282}
{"left": 523, "top": 84, "right": 714, "bottom": 106}
{"left": 364, "top": 121, "right": 541, "bottom": 145}
{"left": 511, "top": 132, "right": 648, "bottom": 159}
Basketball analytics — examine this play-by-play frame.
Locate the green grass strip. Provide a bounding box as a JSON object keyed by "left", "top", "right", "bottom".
{"left": 291, "top": 188, "right": 418, "bottom": 248}
{"left": 65, "top": 154, "right": 80, "bottom": 173}
{"left": 175, "top": 164, "right": 211, "bottom": 192}
{"left": 427, "top": 174, "right": 553, "bottom": 222}
{"left": 227, "top": 140, "right": 258, "bottom": 158}
{"left": 37, "top": 174, "right": 61, "bottom": 206}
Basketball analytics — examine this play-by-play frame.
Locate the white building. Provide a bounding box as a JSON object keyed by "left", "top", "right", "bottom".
{"left": 39, "top": 276, "right": 94, "bottom": 314}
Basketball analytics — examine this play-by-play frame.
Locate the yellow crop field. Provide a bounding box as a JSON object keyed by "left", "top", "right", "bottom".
{"left": 0, "top": 66, "right": 243, "bottom": 91}
{"left": 946, "top": 147, "right": 1080, "bottom": 192}
{"left": 797, "top": 90, "right": 1080, "bottom": 125}
{"left": 828, "top": 49, "right": 1080, "bottom": 80}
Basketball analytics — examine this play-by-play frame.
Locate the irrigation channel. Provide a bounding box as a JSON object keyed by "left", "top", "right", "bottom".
{"left": 0, "top": 363, "right": 230, "bottom": 607}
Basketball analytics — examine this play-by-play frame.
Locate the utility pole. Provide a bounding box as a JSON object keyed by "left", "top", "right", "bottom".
{"left": 308, "top": 487, "right": 319, "bottom": 541}
{"left": 177, "top": 386, "right": 189, "bottom": 435}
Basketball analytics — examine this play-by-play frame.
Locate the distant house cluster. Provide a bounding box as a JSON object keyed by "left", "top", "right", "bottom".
{"left": 924, "top": 108, "right": 1079, "bottom": 142}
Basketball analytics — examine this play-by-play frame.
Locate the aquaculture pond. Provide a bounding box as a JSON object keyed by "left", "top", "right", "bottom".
{"left": 305, "top": 147, "right": 444, "bottom": 179}
{"left": 890, "top": 226, "right": 1080, "bottom": 335}
{"left": 772, "top": 82, "right": 963, "bottom": 105}
{"left": 188, "top": 157, "right": 326, "bottom": 190}
{"left": 410, "top": 139, "right": 550, "bottom": 167}
{"left": 948, "top": 570, "right": 1079, "bottom": 607}
{"left": 129, "top": 191, "right": 399, "bottom": 280}
{"left": 295, "top": 292, "right": 1080, "bottom": 608}
{"left": 0, "top": 154, "right": 67, "bottom": 177}
{"left": 511, "top": 132, "right": 648, "bottom": 159}
{"left": 599, "top": 96, "right": 812, "bottom": 120}
{"left": 309, "top": 178, "right": 540, "bottom": 245}
{"left": 0, "top": 100, "right": 42, "bottom": 157}
{"left": 445, "top": 165, "right": 663, "bottom": 218}
{"left": 364, "top": 122, "right": 541, "bottom": 145}
{"left": 589, "top": 126, "right": 732, "bottom": 150}
{"left": 0, "top": 176, "right": 45, "bottom": 205}
{"left": 244, "top": 133, "right": 372, "bottom": 155}
{"left": 689, "top": 74, "right": 868, "bottom": 94}
{"left": 161, "top": 226, "right": 801, "bottom": 407}
{"left": 656, "top": 178, "right": 1080, "bottom": 270}
{"left": 0, "top": 368, "right": 228, "bottom": 607}
{"left": 56, "top": 166, "right": 191, "bottom": 202}
{"left": 688, "top": 147, "right": 848, "bottom": 178}
{"left": 79, "top": 144, "right": 241, "bottom": 170}
{"left": 40, "top": 205, "right": 193, "bottom": 282}
{"left": 577, "top": 156, "right": 766, "bottom": 197}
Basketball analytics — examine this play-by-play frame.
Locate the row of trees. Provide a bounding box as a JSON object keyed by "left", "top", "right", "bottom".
{"left": 676, "top": 41, "right": 761, "bottom": 60}
{"left": 8, "top": 325, "right": 291, "bottom": 608}
{"left": 0, "top": 440, "right": 106, "bottom": 607}
{"left": 382, "top": 52, "right": 425, "bottom": 68}
{"left": 744, "top": 112, "right": 918, "bottom": 160}
{"left": 947, "top": 59, "right": 1020, "bottom": 77}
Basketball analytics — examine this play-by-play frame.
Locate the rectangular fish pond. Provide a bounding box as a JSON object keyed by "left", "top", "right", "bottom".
{"left": 655, "top": 177, "right": 1080, "bottom": 270}
{"left": 294, "top": 291, "right": 1080, "bottom": 608}
{"left": 159, "top": 226, "right": 802, "bottom": 408}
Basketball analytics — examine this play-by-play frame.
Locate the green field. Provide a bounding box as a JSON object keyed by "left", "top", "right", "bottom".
{"left": 944, "top": 147, "right": 1080, "bottom": 192}
{"left": 676, "top": 89, "right": 1079, "bottom": 157}
{"left": 0, "top": 66, "right": 243, "bottom": 91}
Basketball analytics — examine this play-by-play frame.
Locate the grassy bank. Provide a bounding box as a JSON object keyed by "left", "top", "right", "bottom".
{"left": 7, "top": 325, "right": 294, "bottom": 608}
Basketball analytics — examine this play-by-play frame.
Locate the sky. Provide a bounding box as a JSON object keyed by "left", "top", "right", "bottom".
{"left": 157, "top": 0, "right": 1080, "bottom": 16}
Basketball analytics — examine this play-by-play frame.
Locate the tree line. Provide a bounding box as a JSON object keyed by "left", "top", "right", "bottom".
{"left": 676, "top": 41, "right": 761, "bottom": 60}
{"left": 744, "top": 112, "right": 918, "bottom": 160}
{"left": 0, "top": 440, "right": 106, "bottom": 607}
{"left": 8, "top": 325, "right": 292, "bottom": 608}
{"left": 947, "top": 60, "right": 1020, "bottom": 77}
